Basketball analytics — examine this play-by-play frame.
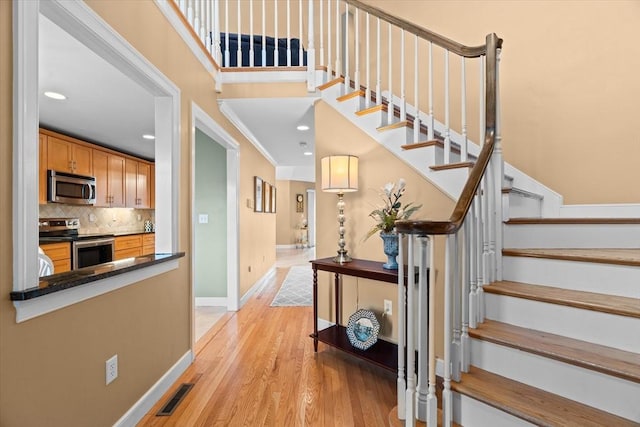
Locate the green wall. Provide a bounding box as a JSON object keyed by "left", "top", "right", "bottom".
{"left": 195, "top": 129, "right": 227, "bottom": 298}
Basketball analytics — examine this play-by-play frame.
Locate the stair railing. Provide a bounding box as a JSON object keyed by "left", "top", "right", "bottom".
{"left": 166, "top": 2, "right": 502, "bottom": 425}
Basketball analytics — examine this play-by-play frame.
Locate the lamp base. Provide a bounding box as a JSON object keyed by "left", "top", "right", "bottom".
{"left": 333, "top": 251, "right": 352, "bottom": 264}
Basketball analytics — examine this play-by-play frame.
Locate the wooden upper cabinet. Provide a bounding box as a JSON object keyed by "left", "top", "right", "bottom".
{"left": 39, "top": 133, "right": 48, "bottom": 205}
{"left": 125, "top": 159, "right": 151, "bottom": 208}
{"left": 93, "top": 149, "right": 126, "bottom": 207}
{"left": 46, "top": 136, "right": 92, "bottom": 176}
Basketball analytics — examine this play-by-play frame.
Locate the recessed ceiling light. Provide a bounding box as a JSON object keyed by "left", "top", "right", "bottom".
{"left": 303, "top": 151, "right": 313, "bottom": 156}
{"left": 44, "top": 91, "right": 66, "bottom": 100}
{"left": 297, "top": 125, "right": 310, "bottom": 131}
{"left": 142, "top": 134, "right": 155, "bottom": 140}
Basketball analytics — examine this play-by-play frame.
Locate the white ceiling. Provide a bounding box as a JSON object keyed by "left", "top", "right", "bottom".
{"left": 38, "top": 14, "right": 317, "bottom": 175}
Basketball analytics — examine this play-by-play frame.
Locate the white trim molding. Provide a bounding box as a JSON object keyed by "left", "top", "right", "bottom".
{"left": 195, "top": 297, "right": 228, "bottom": 306}
{"left": 113, "top": 350, "right": 192, "bottom": 427}
{"left": 13, "top": 0, "right": 180, "bottom": 321}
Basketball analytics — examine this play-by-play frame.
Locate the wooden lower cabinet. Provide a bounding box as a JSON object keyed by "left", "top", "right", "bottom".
{"left": 40, "top": 242, "right": 71, "bottom": 274}
{"left": 114, "top": 234, "right": 154, "bottom": 260}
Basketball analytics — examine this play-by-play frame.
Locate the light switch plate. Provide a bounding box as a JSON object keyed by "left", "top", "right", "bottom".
{"left": 198, "top": 214, "right": 208, "bottom": 224}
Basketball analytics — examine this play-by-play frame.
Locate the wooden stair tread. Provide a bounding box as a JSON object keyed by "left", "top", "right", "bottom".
{"left": 336, "top": 89, "right": 365, "bottom": 102}
{"left": 356, "top": 104, "right": 386, "bottom": 116}
{"left": 430, "top": 161, "right": 474, "bottom": 171}
{"left": 388, "top": 406, "right": 460, "bottom": 427}
{"left": 506, "top": 217, "right": 640, "bottom": 225}
{"left": 503, "top": 248, "right": 640, "bottom": 267}
{"left": 484, "top": 281, "right": 640, "bottom": 318}
{"left": 317, "top": 76, "right": 344, "bottom": 90}
{"left": 471, "top": 320, "right": 640, "bottom": 383}
{"left": 377, "top": 120, "right": 410, "bottom": 132}
{"left": 453, "top": 366, "right": 639, "bottom": 427}
{"left": 401, "top": 140, "right": 440, "bottom": 150}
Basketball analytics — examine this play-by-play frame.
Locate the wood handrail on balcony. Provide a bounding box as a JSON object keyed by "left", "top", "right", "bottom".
{"left": 345, "top": 0, "right": 501, "bottom": 58}
{"left": 395, "top": 32, "right": 502, "bottom": 236}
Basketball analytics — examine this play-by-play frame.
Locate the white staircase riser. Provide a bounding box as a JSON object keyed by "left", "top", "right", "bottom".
{"left": 502, "top": 193, "right": 543, "bottom": 219}
{"left": 452, "top": 392, "right": 536, "bottom": 427}
{"left": 502, "top": 256, "right": 640, "bottom": 298}
{"left": 470, "top": 339, "right": 640, "bottom": 422}
{"left": 504, "top": 223, "right": 640, "bottom": 248}
{"left": 484, "top": 293, "right": 640, "bottom": 353}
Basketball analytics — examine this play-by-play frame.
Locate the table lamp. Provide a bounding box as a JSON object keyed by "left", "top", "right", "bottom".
{"left": 321, "top": 155, "right": 359, "bottom": 263}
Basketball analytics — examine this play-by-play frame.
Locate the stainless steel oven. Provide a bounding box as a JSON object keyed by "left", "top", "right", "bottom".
{"left": 72, "top": 237, "right": 115, "bottom": 270}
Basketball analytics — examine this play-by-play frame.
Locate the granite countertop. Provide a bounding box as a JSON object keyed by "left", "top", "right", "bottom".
{"left": 10, "top": 252, "right": 184, "bottom": 301}
{"left": 112, "top": 231, "right": 155, "bottom": 237}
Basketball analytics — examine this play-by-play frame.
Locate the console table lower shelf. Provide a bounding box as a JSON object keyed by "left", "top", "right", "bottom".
{"left": 311, "top": 325, "right": 398, "bottom": 372}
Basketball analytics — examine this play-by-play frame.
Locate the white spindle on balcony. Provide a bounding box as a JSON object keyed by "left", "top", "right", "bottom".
{"left": 413, "top": 34, "right": 420, "bottom": 143}
{"left": 224, "top": 0, "right": 229, "bottom": 66}
{"left": 236, "top": 1, "right": 241, "bottom": 66}
{"left": 444, "top": 49, "right": 450, "bottom": 164}
{"left": 274, "top": 0, "right": 279, "bottom": 66}
{"left": 335, "top": 0, "right": 340, "bottom": 76}
{"left": 287, "top": 0, "right": 291, "bottom": 66}
{"left": 461, "top": 57, "right": 468, "bottom": 162}
{"left": 327, "top": 0, "right": 332, "bottom": 78}
{"left": 428, "top": 42, "right": 434, "bottom": 141}
{"left": 376, "top": 18, "right": 381, "bottom": 107}
{"left": 354, "top": 7, "right": 360, "bottom": 97}
{"left": 400, "top": 29, "right": 406, "bottom": 121}
{"left": 298, "top": 0, "right": 303, "bottom": 66}
{"left": 249, "top": 0, "right": 254, "bottom": 66}
{"left": 319, "top": 0, "right": 324, "bottom": 67}
{"left": 344, "top": 3, "right": 350, "bottom": 89}
{"left": 365, "top": 12, "right": 370, "bottom": 107}
{"left": 261, "top": 0, "right": 266, "bottom": 67}
{"left": 387, "top": 23, "right": 393, "bottom": 125}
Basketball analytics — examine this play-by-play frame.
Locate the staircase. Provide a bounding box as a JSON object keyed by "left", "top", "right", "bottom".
{"left": 164, "top": 0, "right": 640, "bottom": 425}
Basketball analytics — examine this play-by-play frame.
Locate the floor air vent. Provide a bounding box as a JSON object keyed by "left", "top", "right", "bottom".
{"left": 156, "top": 383, "right": 194, "bottom": 416}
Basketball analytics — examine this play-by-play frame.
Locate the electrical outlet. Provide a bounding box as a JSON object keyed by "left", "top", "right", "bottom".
{"left": 106, "top": 355, "right": 118, "bottom": 385}
{"left": 384, "top": 299, "right": 392, "bottom": 316}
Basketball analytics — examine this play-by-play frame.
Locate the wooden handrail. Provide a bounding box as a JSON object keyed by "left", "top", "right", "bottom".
{"left": 345, "top": 0, "right": 501, "bottom": 58}
{"left": 395, "top": 33, "right": 502, "bottom": 236}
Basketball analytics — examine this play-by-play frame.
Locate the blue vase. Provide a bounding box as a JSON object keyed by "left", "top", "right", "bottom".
{"left": 380, "top": 232, "right": 399, "bottom": 270}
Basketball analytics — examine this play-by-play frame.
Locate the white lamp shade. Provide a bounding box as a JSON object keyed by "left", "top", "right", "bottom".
{"left": 321, "top": 155, "right": 359, "bottom": 193}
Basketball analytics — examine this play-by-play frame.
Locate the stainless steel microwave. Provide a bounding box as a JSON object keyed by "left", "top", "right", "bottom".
{"left": 47, "top": 170, "right": 96, "bottom": 205}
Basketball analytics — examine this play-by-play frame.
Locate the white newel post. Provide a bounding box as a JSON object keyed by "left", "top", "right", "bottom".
{"left": 494, "top": 48, "right": 503, "bottom": 281}
{"left": 405, "top": 235, "right": 416, "bottom": 426}
{"left": 425, "top": 235, "right": 438, "bottom": 427}
{"left": 397, "top": 233, "right": 406, "bottom": 419}
{"left": 416, "top": 236, "right": 429, "bottom": 421}
{"left": 443, "top": 234, "right": 454, "bottom": 426}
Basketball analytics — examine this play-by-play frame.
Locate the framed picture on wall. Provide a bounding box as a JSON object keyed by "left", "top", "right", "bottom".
{"left": 254, "top": 176, "right": 263, "bottom": 212}
{"left": 271, "top": 186, "right": 277, "bottom": 213}
{"left": 264, "top": 182, "right": 272, "bottom": 213}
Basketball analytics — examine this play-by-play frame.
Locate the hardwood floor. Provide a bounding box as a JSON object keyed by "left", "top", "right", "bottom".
{"left": 137, "top": 250, "right": 396, "bottom": 426}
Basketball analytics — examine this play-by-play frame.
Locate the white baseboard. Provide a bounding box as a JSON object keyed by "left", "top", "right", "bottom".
{"left": 195, "top": 297, "right": 227, "bottom": 306}
{"left": 276, "top": 244, "right": 298, "bottom": 249}
{"left": 240, "top": 266, "right": 276, "bottom": 308}
{"left": 114, "top": 350, "right": 192, "bottom": 427}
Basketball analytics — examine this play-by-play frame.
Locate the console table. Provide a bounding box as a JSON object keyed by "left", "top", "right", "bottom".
{"left": 310, "top": 257, "right": 422, "bottom": 372}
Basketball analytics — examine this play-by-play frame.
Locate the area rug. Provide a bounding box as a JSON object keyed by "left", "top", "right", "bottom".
{"left": 270, "top": 265, "right": 313, "bottom": 307}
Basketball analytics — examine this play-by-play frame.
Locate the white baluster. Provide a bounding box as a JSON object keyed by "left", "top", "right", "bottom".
{"left": 319, "top": 0, "right": 324, "bottom": 67}
{"left": 397, "top": 233, "right": 406, "bottom": 419}
{"left": 425, "top": 235, "right": 438, "bottom": 427}
{"left": 344, "top": 3, "right": 350, "bottom": 90}
{"left": 327, "top": 0, "right": 332, "bottom": 78}
{"left": 307, "top": 0, "right": 316, "bottom": 91}
{"left": 452, "top": 231, "right": 461, "bottom": 383}
{"left": 179, "top": 0, "right": 187, "bottom": 15}
{"left": 261, "top": 0, "right": 266, "bottom": 67}
{"left": 249, "top": 0, "right": 254, "bottom": 67}
{"left": 274, "top": 0, "right": 279, "bottom": 66}
{"left": 365, "top": 12, "right": 370, "bottom": 107}
{"left": 416, "top": 236, "right": 428, "bottom": 421}
{"left": 298, "top": 0, "right": 303, "bottom": 66}
{"left": 387, "top": 23, "right": 393, "bottom": 125}
{"left": 287, "top": 0, "right": 292, "bottom": 66}
{"left": 193, "top": 0, "right": 199, "bottom": 37}
{"left": 400, "top": 29, "right": 406, "bottom": 121}
{"left": 224, "top": 0, "right": 229, "bottom": 67}
{"left": 477, "top": 182, "right": 485, "bottom": 323}
{"left": 375, "top": 18, "right": 381, "bottom": 107}
{"left": 469, "top": 197, "right": 479, "bottom": 329}
{"left": 461, "top": 56, "right": 468, "bottom": 162}
{"left": 335, "top": 0, "right": 340, "bottom": 75}
{"left": 443, "top": 234, "right": 453, "bottom": 427}
{"left": 213, "top": 0, "right": 221, "bottom": 65}
{"left": 236, "top": 1, "right": 241, "bottom": 66}
{"left": 354, "top": 7, "right": 360, "bottom": 102}
{"left": 200, "top": 0, "right": 205, "bottom": 43}
{"left": 462, "top": 215, "right": 471, "bottom": 372}
{"left": 444, "top": 49, "right": 450, "bottom": 164}
{"left": 428, "top": 42, "right": 434, "bottom": 141}
{"left": 405, "top": 235, "right": 416, "bottom": 425}
{"left": 187, "top": 0, "right": 194, "bottom": 28}
{"left": 413, "top": 34, "right": 420, "bottom": 143}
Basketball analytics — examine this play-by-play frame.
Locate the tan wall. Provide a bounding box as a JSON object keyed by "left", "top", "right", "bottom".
{"left": 314, "top": 101, "right": 453, "bottom": 344}
{"left": 362, "top": 0, "right": 640, "bottom": 205}
{"left": 0, "top": 2, "right": 275, "bottom": 426}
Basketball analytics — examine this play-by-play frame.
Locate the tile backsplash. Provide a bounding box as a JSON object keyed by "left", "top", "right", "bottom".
{"left": 40, "top": 204, "right": 155, "bottom": 234}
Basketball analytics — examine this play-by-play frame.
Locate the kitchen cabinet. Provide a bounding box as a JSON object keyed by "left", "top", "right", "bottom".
{"left": 40, "top": 242, "right": 71, "bottom": 274}
{"left": 142, "top": 234, "right": 155, "bottom": 255}
{"left": 93, "top": 149, "right": 126, "bottom": 207}
{"left": 46, "top": 135, "right": 92, "bottom": 176}
{"left": 125, "top": 159, "right": 151, "bottom": 208}
{"left": 114, "top": 235, "right": 143, "bottom": 260}
{"left": 39, "top": 133, "right": 48, "bottom": 204}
